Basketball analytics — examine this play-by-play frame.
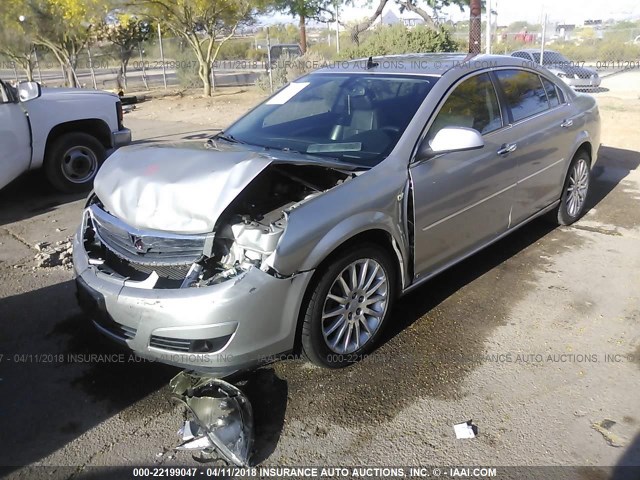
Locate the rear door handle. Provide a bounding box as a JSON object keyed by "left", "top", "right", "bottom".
{"left": 497, "top": 143, "right": 517, "bottom": 156}
{"left": 560, "top": 119, "right": 574, "bottom": 128}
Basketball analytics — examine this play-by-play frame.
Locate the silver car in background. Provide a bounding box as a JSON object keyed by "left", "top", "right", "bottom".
{"left": 73, "top": 54, "right": 600, "bottom": 375}
{"left": 511, "top": 49, "right": 602, "bottom": 89}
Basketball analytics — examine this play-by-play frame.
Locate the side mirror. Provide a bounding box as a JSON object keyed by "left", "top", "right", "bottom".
{"left": 17, "top": 81, "right": 41, "bottom": 102}
{"left": 416, "top": 126, "right": 484, "bottom": 161}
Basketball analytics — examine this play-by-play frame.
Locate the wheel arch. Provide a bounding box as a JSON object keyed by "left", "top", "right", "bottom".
{"left": 45, "top": 119, "right": 112, "bottom": 158}
{"left": 560, "top": 140, "right": 593, "bottom": 191}
{"left": 291, "top": 227, "right": 404, "bottom": 354}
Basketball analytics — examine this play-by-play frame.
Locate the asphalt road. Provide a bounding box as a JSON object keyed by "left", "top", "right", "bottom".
{"left": 0, "top": 89, "right": 639, "bottom": 479}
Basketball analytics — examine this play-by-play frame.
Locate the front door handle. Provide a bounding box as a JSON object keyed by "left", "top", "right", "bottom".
{"left": 497, "top": 143, "right": 517, "bottom": 156}
{"left": 560, "top": 119, "right": 574, "bottom": 128}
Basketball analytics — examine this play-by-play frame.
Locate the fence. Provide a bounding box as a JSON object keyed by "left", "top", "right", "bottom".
{"left": 2, "top": 21, "right": 639, "bottom": 94}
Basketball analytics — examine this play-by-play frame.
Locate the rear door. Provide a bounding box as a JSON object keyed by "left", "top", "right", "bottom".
{"left": 492, "top": 69, "right": 577, "bottom": 224}
{"left": 0, "top": 80, "right": 32, "bottom": 190}
{"left": 410, "top": 72, "right": 518, "bottom": 279}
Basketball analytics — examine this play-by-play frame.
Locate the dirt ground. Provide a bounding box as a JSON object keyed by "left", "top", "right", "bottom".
{"left": 0, "top": 72, "right": 639, "bottom": 479}
{"left": 125, "top": 87, "right": 268, "bottom": 128}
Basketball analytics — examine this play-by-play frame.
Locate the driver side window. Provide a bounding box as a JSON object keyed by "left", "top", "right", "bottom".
{"left": 428, "top": 73, "right": 502, "bottom": 140}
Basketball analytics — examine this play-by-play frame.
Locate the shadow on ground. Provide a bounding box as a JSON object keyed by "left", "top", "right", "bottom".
{"left": 0, "top": 171, "right": 85, "bottom": 227}
{"left": 0, "top": 280, "right": 178, "bottom": 471}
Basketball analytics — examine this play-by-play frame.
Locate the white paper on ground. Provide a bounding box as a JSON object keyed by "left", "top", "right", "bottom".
{"left": 454, "top": 421, "right": 476, "bottom": 439}
{"left": 266, "top": 82, "right": 310, "bottom": 105}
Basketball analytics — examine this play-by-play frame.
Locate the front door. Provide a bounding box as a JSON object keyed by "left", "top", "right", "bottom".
{"left": 410, "top": 72, "right": 518, "bottom": 280}
{"left": 0, "top": 80, "right": 32, "bottom": 190}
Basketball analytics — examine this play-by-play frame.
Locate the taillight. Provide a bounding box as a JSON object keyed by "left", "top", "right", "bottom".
{"left": 116, "top": 101, "right": 123, "bottom": 129}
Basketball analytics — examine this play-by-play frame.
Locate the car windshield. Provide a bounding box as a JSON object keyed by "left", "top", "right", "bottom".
{"left": 224, "top": 73, "right": 437, "bottom": 167}
{"left": 531, "top": 51, "right": 570, "bottom": 65}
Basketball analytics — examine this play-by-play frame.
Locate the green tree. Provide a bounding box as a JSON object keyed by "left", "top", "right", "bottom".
{"left": 0, "top": 13, "right": 37, "bottom": 81}
{"left": 138, "top": 0, "right": 260, "bottom": 96}
{"left": 2, "top": 0, "right": 105, "bottom": 87}
{"left": 98, "top": 13, "right": 151, "bottom": 90}
{"left": 273, "top": 0, "right": 337, "bottom": 53}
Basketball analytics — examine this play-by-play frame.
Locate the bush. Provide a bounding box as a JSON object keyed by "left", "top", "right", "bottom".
{"left": 343, "top": 24, "right": 460, "bottom": 59}
{"left": 217, "top": 39, "right": 253, "bottom": 60}
{"left": 308, "top": 42, "right": 339, "bottom": 60}
{"left": 174, "top": 48, "right": 201, "bottom": 88}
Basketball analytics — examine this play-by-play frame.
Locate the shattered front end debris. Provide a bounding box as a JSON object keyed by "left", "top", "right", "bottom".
{"left": 73, "top": 143, "right": 351, "bottom": 372}
{"left": 170, "top": 371, "right": 254, "bottom": 467}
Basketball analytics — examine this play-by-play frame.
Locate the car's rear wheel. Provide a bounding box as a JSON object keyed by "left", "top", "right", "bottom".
{"left": 44, "top": 132, "right": 106, "bottom": 193}
{"left": 301, "top": 244, "right": 396, "bottom": 368}
{"left": 552, "top": 152, "right": 591, "bottom": 225}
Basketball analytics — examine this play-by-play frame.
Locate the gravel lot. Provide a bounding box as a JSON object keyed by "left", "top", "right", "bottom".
{"left": 0, "top": 73, "right": 639, "bottom": 479}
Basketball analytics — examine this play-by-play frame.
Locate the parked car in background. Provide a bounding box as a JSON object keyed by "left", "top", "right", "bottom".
{"left": 511, "top": 49, "right": 601, "bottom": 89}
{"left": 0, "top": 80, "right": 131, "bottom": 193}
{"left": 269, "top": 43, "right": 302, "bottom": 62}
{"left": 74, "top": 54, "right": 600, "bottom": 375}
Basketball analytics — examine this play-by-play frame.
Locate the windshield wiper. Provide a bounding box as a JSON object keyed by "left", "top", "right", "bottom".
{"left": 210, "top": 132, "right": 243, "bottom": 144}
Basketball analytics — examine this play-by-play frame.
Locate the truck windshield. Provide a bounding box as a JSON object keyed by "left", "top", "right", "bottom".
{"left": 224, "top": 73, "right": 437, "bottom": 167}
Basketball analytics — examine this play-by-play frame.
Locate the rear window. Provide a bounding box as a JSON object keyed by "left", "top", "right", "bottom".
{"left": 541, "top": 77, "right": 561, "bottom": 107}
{"left": 495, "top": 69, "right": 550, "bottom": 122}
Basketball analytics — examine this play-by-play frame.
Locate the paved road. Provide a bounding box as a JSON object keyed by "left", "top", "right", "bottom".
{"left": 0, "top": 96, "right": 639, "bottom": 478}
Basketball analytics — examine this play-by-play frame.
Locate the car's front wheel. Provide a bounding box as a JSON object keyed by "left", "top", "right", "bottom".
{"left": 301, "top": 244, "right": 396, "bottom": 368}
{"left": 552, "top": 152, "right": 591, "bottom": 225}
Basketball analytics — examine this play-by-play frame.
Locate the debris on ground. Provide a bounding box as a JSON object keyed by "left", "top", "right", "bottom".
{"left": 591, "top": 419, "right": 626, "bottom": 447}
{"left": 170, "top": 371, "right": 253, "bottom": 467}
{"left": 33, "top": 238, "right": 73, "bottom": 268}
{"left": 454, "top": 420, "right": 478, "bottom": 439}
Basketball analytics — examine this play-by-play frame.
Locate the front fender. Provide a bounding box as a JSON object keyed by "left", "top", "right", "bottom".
{"left": 293, "top": 211, "right": 404, "bottom": 272}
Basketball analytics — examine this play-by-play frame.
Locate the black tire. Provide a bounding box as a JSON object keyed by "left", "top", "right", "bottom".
{"left": 44, "top": 132, "right": 106, "bottom": 193}
{"left": 301, "top": 244, "right": 397, "bottom": 368}
{"left": 549, "top": 152, "right": 592, "bottom": 226}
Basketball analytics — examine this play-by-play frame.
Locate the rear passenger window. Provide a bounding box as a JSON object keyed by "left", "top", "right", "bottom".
{"left": 495, "top": 69, "right": 550, "bottom": 122}
{"left": 541, "top": 77, "right": 561, "bottom": 107}
{"left": 428, "top": 73, "right": 502, "bottom": 138}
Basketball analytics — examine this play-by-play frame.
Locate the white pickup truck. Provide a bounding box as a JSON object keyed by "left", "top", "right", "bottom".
{"left": 0, "top": 80, "right": 131, "bottom": 193}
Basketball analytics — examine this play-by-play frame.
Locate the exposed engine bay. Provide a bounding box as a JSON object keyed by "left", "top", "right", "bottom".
{"left": 82, "top": 164, "right": 353, "bottom": 289}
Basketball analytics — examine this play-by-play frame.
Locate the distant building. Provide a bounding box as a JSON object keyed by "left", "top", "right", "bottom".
{"left": 378, "top": 8, "right": 426, "bottom": 28}
{"left": 555, "top": 24, "right": 576, "bottom": 41}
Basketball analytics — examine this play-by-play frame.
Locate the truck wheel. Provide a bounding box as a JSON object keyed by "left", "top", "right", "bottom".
{"left": 44, "top": 133, "right": 106, "bottom": 193}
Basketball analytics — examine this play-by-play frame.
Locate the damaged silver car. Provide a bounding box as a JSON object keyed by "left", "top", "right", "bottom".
{"left": 74, "top": 53, "right": 600, "bottom": 374}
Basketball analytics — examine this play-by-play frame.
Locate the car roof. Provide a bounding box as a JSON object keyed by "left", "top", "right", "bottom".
{"left": 513, "top": 49, "right": 558, "bottom": 54}
{"left": 312, "top": 53, "right": 540, "bottom": 77}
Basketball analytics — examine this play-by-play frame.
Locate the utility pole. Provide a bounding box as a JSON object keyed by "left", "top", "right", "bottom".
{"left": 157, "top": 22, "right": 167, "bottom": 89}
{"left": 540, "top": 13, "right": 548, "bottom": 65}
{"left": 469, "top": 0, "right": 482, "bottom": 54}
{"left": 335, "top": 1, "right": 340, "bottom": 54}
{"left": 485, "top": 0, "right": 492, "bottom": 54}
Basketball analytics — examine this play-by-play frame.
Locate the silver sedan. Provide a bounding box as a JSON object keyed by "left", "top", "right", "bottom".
{"left": 73, "top": 54, "right": 600, "bottom": 374}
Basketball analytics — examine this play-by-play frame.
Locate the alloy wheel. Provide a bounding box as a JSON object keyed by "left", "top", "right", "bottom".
{"left": 321, "top": 258, "right": 389, "bottom": 354}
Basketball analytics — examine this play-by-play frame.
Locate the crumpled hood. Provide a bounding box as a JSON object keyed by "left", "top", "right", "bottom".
{"left": 94, "top": 145, "right": 272, "bottom": 234}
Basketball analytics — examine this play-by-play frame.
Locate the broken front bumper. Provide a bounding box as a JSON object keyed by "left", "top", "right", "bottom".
{"left": 72, "top": 234, "right": 313, "bottom": 375}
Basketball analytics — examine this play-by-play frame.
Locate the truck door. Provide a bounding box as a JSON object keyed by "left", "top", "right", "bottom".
{"left": 0, "top": 80, "right": 32, "bottom": 190}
